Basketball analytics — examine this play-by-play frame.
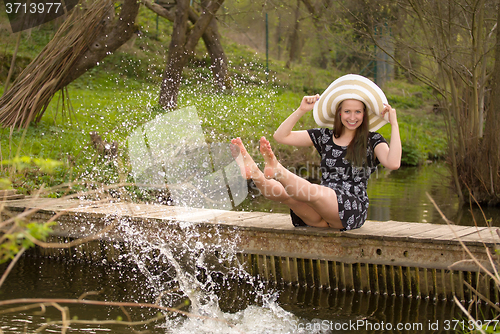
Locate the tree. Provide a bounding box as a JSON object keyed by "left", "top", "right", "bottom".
{"left": 285, "top": 0, "right": 302, "bottom": 68}
{"left": 0, "top": 0, "right": 141, "bottom": 128}
{"left": 483, "top": 0, "right": 500, "bottom": 205}
{"left": 0, "top": 0, "right": 230, "bottom": 127}
{"left": 158, "top": 0, "right": 225, "bottom": 109}
{"left": 301, "top": 0, "right": 333, "bottom": 69}
{"left": 351, "top": 0, "right": 499, "bottom": 204}
{"left": 143, "top": 0, "right": 232, "bottom": 92}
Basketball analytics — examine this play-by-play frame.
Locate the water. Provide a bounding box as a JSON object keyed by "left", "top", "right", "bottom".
{"left": 238, "top": 162, "right": 500, "bottom": 227}
{"left": 0, "top": 255, "right": 481, "bottom": 334}
{"left": 1, "top": 162, "right": 499, "bottom": 333}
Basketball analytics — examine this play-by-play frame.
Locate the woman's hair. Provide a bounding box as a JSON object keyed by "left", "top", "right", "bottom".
{"left": 333, "top": 100, "right": 369, "bottom": 167}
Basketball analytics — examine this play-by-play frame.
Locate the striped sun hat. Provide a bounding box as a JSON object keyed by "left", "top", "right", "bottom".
{"left": 313, "top": 74, "right": 389, "bottom": 131}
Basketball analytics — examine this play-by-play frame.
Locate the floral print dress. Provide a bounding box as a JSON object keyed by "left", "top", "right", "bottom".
{"left": 304, "top": 128, "right": 387, "bottom": 230}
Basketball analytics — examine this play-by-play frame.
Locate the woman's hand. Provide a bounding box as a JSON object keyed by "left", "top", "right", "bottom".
{"left": 298, "top": 94, "right": 320, "bottom": 112}
{"left": 273, "top": 95, "right": 317, "bottom": 147}
{"left": 381, "top": 103, "right": 398, "bottom": 125}
{"left": 375, "top": 102, "right": 401, "bottom": 170}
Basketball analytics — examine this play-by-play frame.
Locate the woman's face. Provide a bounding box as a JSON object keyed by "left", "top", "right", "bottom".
{"left": 339, "top": 99, "right": 365, "bottom": 131}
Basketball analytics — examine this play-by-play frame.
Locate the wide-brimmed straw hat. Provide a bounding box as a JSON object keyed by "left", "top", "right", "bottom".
{"left": 313, "top": 74, "right": 389, "bottom": 131}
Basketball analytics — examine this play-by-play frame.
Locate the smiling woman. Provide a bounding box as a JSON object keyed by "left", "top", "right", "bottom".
{"left": 231, "top": 74, "right": 402, "bottom": 232}
{"left": 339, "top": 99, "right": 365, "bottom": 131}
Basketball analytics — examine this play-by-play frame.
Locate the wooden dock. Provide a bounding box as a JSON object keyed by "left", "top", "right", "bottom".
{"left": 3, "top": 197, "right": 499, "bottom": 302}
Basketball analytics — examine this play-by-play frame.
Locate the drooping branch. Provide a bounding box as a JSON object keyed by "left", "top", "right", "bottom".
{"left": 197, "top": 9, "right": 232, "bottom": 90}
{"left": 58, "top": 0, "right": 141, "bottom": 88}
{"left": 0, "top": 0, "right": 140, "bottom": 129}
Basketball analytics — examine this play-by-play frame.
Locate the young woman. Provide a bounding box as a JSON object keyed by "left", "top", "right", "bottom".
{"left": 231, "top": 75, "right": 401, "bottom": 231}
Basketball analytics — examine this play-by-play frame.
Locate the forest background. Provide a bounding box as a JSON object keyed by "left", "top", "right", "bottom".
{"left": 0, "top": 0, "right": 498, "bottom": 206}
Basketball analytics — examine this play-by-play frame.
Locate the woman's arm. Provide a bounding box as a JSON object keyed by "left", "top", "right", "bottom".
{"left": 374, "top": 103, "right": 402, "bottom": 170}
{"left": 273, "top": 95, "right": 318, "bottom": 147}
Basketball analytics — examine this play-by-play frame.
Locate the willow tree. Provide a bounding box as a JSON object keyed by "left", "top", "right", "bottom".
{"left": 0, "top": 0, "right": 231, "bottom": 127}
{"left": 352, "top": 0, "right": 499, "bottom": 205}
{"left": 0, "top": 0, "right": 141, "bottom": 129}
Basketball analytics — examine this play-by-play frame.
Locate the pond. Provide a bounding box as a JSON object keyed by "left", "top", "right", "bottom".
{"left": 1, "top": 162, "right": 499, "bottom": 333}
{"left": 0, "top": 254, "right": 490, "bottom": 334}
{"left": 238, "top": 162, "right": 500, "bottom": 227}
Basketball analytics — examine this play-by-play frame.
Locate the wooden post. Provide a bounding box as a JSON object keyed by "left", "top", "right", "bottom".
{"left": 319, "top": 260, "right": 330, "bottom": 289}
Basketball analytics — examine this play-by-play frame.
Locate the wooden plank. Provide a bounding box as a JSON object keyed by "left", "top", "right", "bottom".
{"left": 217, "top": 211, "right": 267, "bottom": 221}
{"left": 6, "top": 198, "right": 500, "bottom": 276}
{"left": 234, "top": 213, "right": 292, "bottom": 229}
{"left": 206, "top": 211, "right": 258, "bottom": 223}
{"left": 455, "top": 228, "right": 500, "bottom": 244}
{"left": 138, "top": 206, "right": 184, "bottom": 218}
{"left": 101, "top": 202, "right": 153, "bottom": 215}
{"left": 383, "top": 222, "right": 443, "bottom": 238}
{"left": 95, "top": 202, "right": 178, "bottom": 216}
{"left": 168, "top": 209, "right": 229, "bottom": 223}
{"left": 4, "top": 197, "right": 499, "bottom": 247}
{"left": 0, "top": 194, "right": 25, "bottom": 200}
{"left": 434, "top": 226, "right": 489, "bottom": 241}
{"left": 345, "top": 221, "right": 419, "bottom": 238}
{"left": 407, "top": 225, "right": 472, "bottom": 241}
{"left": 231, "top": 212, "right": 273, "bottom": 221}
{"left": 68, "top": 202, "right": 121, "bottom": 214}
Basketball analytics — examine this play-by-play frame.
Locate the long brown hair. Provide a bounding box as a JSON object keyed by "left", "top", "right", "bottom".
{"left": 333, "top": 100, "right": 369, "bottom": 167}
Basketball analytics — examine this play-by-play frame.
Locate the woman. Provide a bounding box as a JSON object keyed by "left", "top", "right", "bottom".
{"left": 231, "top": 74, "right": 401, "bottom": 230}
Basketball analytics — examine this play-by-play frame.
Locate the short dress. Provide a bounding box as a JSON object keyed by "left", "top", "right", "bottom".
{"left": 290, "top": 128, "right": 387, "bottom": 231}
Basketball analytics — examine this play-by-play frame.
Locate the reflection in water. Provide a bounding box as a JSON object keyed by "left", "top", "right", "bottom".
{"left": 238, "top": 162, "right": 500, "bottom": 227}
{"left": 2, "top": 255, "right": 492, "bottom": 334}
{"left": 367, "top": 163, "right": 457, "bottom": 224}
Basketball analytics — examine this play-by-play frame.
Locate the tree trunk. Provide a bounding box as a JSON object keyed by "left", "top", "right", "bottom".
{"left": 197, "top": 11, "right": 232, "bottom": 90}
{"left": 482, "top": 0, "right": 500, "bottom": 203}
{"left": 158, "top": 0, "right": 190, "bottom": 109}
{"left": 158, "top": 0, "right": 225, "bottom": 109}
{"left": 0, "top": 0, "right": 140, "bottom": 128}
{"left": 58, "top": 0, "right": 140, "bottom": 88}
{"left": 286, "top": 0, "right": 301, "bottom": 68}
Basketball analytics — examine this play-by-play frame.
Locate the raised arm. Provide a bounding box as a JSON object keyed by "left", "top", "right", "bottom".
{"left": 374, "top": 103, "right": 402, "bottom": 170}
{"left": 273, "top": 95, "right": 319, "bottom": 147}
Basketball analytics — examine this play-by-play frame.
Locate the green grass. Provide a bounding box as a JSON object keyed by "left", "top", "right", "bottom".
{"left": 0, "top": 17, "right": 448, "bottom": 196}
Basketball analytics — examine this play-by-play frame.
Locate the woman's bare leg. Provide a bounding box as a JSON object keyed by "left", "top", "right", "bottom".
{"left": 259, "top": 136, "right": 343, "bottom": 229}
{"left": 230, "top": 138, "right": 331, "bottom": 227}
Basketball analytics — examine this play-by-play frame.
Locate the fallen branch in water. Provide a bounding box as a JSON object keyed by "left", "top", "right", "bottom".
{"left": 0, "top": 298, "right": 244, "bottom": 333}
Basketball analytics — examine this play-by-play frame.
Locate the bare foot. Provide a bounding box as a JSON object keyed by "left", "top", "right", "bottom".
{"left": 230, "top": 138, "right": 258, "bottom": 179}
{"left": 259, "top": 137, "right": 283, "bottom": 179}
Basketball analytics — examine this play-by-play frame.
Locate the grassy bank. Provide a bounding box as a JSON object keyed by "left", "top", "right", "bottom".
{"left": 0, "top": 18, "right": 447, "bottom": 196}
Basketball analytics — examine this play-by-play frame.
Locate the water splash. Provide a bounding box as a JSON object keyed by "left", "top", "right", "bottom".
{"left": 127, "top": 106, "right": 248, "bottom": 212}
{"left": 113, "top": 213, "right": 320, "bottom": 333}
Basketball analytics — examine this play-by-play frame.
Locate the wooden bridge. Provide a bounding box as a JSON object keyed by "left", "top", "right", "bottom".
{"left": 3, "top": 197, "right": 499, "bottom": 303}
